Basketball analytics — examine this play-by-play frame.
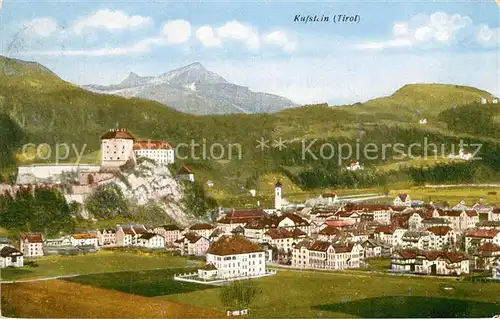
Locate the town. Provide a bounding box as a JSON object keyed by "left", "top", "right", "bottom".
{"left": 2, "top": 129, "right": 500, "bottom": 285}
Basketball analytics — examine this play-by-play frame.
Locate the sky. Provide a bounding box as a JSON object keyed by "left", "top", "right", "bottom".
{"left": 0, "top": 0, "right": 499, "bottom": 105}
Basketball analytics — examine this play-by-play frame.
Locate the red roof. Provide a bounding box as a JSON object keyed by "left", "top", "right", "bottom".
{"left": 477, "top": 242, "right": 500, "bottom": 254}
{"left": 202, "top": 263, "right": 217, "bottom": 270}
{"left": 218, "top": 210, "right": 264, "bottom": 224}
{"left": 375, "top": 225, "right": 396, "bottom": 234}
{"left": 394, "top": 249, "right": 468, "bottom": 263}
{"left": 189, "top": 223, "right": 214, "bottom": 230}
{"left": 466, "top": 228, "right": 500, "bottom": 239}
{"left": 101, "top": 128, "right": 135, "bottom": 140}
{"left": 319, "top": 226, "right": 342, "bottom": 236}
{"left": 279, "top": 212, "right": 310, "bottom": 226}
{"left": 207, "top": 235, "right": 263, "bottom": 256}
{"left": 493, "top": 208, "right": 500, "bottom": 214}
{"left": 265, "top": 228, "right": 293, "bottom": 239}
{"left": 333, "top": 243, "right": 356, "bottom": 253}
{"left": 309, "top": 241, "right": 332, "bottom": 252}
{"left": 178, "top": 165, "right": 193, "bottom": 174}
{"left": 133, "top": 140, "right": 172, "bottom": 150}
{"left": 324, "top": 220, "right": 355, "bottom": 227}
{"left": 21, "top": 233, "right": 43, "bottom": 243}
{"left": 466, "top": 210, "right": 478, "bottom": 217}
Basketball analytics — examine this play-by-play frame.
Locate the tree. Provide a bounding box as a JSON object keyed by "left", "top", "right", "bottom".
{"left": 84, "top": 183, "right": 129, "bottom": 219}
{"left": 218, "top": 280, "right": 260, "bottom": 311}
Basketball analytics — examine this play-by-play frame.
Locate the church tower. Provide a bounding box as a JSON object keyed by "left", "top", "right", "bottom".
{"left": 274, "top": 181, "right": 282, "bottom": 212}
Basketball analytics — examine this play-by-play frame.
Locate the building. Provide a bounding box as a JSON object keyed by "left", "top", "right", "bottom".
{"left": 136, "top": 233, "right": 165, "bottom": 248}
{"left": 133, "top": 140, "right": 175, "bottom": 165}
{"left": 116, "top": 226, "right": 135, "bottom": 246}
{"left": 177, "top": 166, "right": 195, "bottom": 182}
{"left": 275, "top": 182, "right": 282, "bottom": 211}
{"left": 475, "top": 243, "right": 500, "bottom": 271}
{"left": 262, "top": 228, "right": 307, "bottom": 253}
{"left": 70, "top": 233, "right": 99, "bottom": 248}
{"left": 217, "top": 209, "right": 265, "bottom": 234}
{"left": 200, "top": 235, "right": 266, "bottom": 280}
{"left": 188, "top": 223, "right": 216, "bottom": 239}
{"left": 96, "top": 229, "right": 117, "bottom": 246}
{"left": 391, "top": 249, "right": 469, "bottom": 276}
{"left": 294, "top": 241, "right": 364, "bottom": 270}
{"left": 44, "top": 236, "right": 72, "bottom": 247}
{"left": 361, "top": 239, "right": 392, "bottom": 258}
{"left": 465, "top": 228, "right": 500, "bottom": 251}
{"left": 426, "top": 226, "right": 456, "bottom": 250}
{"left": 346, "top": 162, "right": 363, "bottom": 171}
{"left": 394, "top": 194, "right": 411, "bottom": 207}
{"left": 100, "top": 128, "right": 136, "bottom": 169}
{"left": 0, "top": 237, "right": 12, "bottom": 250}
{"left": 153, "top": 224, "right": 182, "bottom": 247}
{"left": 373, "top": 225, "right": 407, "bottom": 247}
{"left": 493, "top": 259, "right": 500, "bottom": 280}
{"left": 175, "top": 233, "right": 210, "bottom": 256}
{"left": 20, "top": 233, "right": 44, "bottom": 258}
{"left": 401, "top": 231, "right": 434, "bottom": 250}
{"left": 1, "top": 246, "right": 24, "bottom": 268}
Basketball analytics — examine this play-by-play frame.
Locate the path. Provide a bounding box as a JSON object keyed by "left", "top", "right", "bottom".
{"left": 425, "top": 184, "right": 500, "bottom": 188}
{"left": 0, "top": 273, "right": 80, "bottom": 284}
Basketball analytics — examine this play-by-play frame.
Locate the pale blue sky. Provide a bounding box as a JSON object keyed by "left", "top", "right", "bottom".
{"left": 0, "top": 0, "right": 499, "bottom": 104}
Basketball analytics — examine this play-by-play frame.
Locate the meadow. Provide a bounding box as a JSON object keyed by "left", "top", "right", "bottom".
{"left": 0, "top": 249, "right": 201, "bottom": 281}
{"left": 3, "top": 266, "right": 499, "bottom": 318}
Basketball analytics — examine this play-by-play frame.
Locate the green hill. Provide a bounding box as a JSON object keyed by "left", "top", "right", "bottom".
{"left": 1, "top": 55, "right": 500, "bottom": 199}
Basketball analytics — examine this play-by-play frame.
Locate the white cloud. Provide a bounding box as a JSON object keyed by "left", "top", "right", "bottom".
{"left": 196, "top": 26, "right": 222, "bottom": 47}
{"left": 72, "top": 9, "right": 152, "bottom": 35}
{"left": 355, "top": 12, "right": 497, "bottom": 50}
{"left": 262, "top": 31, "right": 296, "bottom": 52}
{"left": 162, "top": 19, "right": 192, "bottom": 44}
{"left": 195, "top": 20, "right": 295, "bottom": 52}
{"left": 21, "top": 18, "right": 58, "bottom": 37}
{"left": 477, "top": 24, "right": 500, "bottom": 47}
{"left": 216, "top": 21, "right": 260, "bottom": 50}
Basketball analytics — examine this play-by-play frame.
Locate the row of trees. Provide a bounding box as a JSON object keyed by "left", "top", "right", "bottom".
{"left": 0, "top": 188, "right": 76, "bottom": 236}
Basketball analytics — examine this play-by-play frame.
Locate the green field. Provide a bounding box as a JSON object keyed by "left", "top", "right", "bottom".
{"left": 47, "top": 266, "right": 500, "bottom": 318}
{"left": 0, "top": 249, "right": 201, "bottom": 281}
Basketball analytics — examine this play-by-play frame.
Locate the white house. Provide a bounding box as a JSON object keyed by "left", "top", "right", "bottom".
{"left": 175, "top": 233, "right": 210, "bottom": 256}
{"left": 70, "top": 233, "right": 99, "bottom": 248}
{"left": 20, "top": 233, "right": 44, "bottom": 258}
{"left": 177, "top": 166, "right": 195, "bottom": 182}
{"left": 188, "top": 223, "right": 216, "bottom": 239}
{"left": 465, "top": 228, "right": 500, "bottom": 251}
{"left": 374, "top": 225, "right": 407, "bottom": 247}
{"left": 44, "top": 236, "right": 72, "bottom": 247}
{"left": 426, "top": 226, "right": 457, "bottom": 250}
{"left": 394, "top": 194, "right": 411, "bottom": 207}
{"left": 136, "top": 233, "right": 165, "bottom": 248}
{"left": 1, "top": 246, "right": 24, "bottom": 268}
{"left": 391, "top": 249, "right": 469, "bottom": 276}
{"left": 481, "top": 97, "right": 488, "bottom": 104}
{"left": 493, "top": 259, "right": 500, "bottom": 280}
{"left": 419, "top": 118, "right": 428, "bottom": 124}
{"left": 96, "top": 229, "right": 117, "bottom": 246}
{"left": 100, "top": 128, "right": 136, "bottom": 169}
{"left": 346, "top": 162, "right": 363, "bottom": 171}
{"left": 292, "top": 240, "right": 364, "bottom": 270}
{"left": 401, "top": 231, "right": 434, "bottom": 250}
{"left": 199, "top": 235, "right": 266, "bottom": 280}
{"left": 133, "top": 140, "right": 175, "bottom": 165}
{"left": 153, "top": 224, "right": 182, "bottom": 247}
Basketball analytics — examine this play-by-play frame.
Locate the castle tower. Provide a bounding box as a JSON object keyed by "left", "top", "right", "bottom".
{"left": 100, "top": 128, "right": 136, "bottom": 169}
{"left": 274, "top": 181, "right": 282, "bottom": 212}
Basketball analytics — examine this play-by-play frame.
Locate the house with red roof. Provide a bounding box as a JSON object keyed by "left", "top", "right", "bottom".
{"left": 217, "top": 209, "right": 265, "bottom": 234}
{"left": 465, "top": 228, "right": 500, "bottom": 251}
{"left": 262, "top": 228, "right": 307, "bottom": 253}
{"left": 475, "top": 243, "right": 500, "bottom": 271}
{"left": 426, "top": 226, "right": 457, "bottom": 250}
{"left": 201, "top": 235, "right": 267, "bottom": 279}
{"left": 291, "top": 240, "right": 363, "bottom": 270}
{"left": 175, "top": 232, "right": 210, "bottom": 256}
{"left": 152, "top": 224, "right": 182, "bottom": 247}
{"left": 176, "top": 165, "right": 195, "bottom": 182}
{"left": 492, "top": 208, "right": 500, "bottom": 222}
{"left": 393, "top": 194, "right": 412, "bottom": 207}
{"left": 391, "top": 249, "right": 469, "bottom": 275}
{"left": 100, "top": 128, "right": 136, "bottom": 169}
{"left": 187, "top": 223, "right": 216, "bottom": 239}
{"left": 374, "top": 225, "right": 407, "bottom": 247}
{"left": 20, "top": 233, "right": 44, "bottom": 258}
{"left": 115, "top": 224, "right": 149, "bottom": 247}
{"left": 133, "top": 139, "right": 175, "bottom": 165}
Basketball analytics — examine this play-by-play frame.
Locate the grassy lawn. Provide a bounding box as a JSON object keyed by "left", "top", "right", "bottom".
{"left": 0, "top": 249, "right": 200, "bottom": 281}
{"left": 158, "top": 269, "right": 500, "bottom": 318}
{"left": 64, "top": 268, "right": 216, "bottom": 297}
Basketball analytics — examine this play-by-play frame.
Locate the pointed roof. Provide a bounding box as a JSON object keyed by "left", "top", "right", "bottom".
{"left": 207, "top": 235, "right": 263, "bottom": 256}
{"left": 177, "top": 165, "right": 193, "bottom": 174}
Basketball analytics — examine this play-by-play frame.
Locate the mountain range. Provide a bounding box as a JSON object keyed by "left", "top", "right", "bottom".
{"left": 82, "top": 62, "right": 297, "bottom": 115}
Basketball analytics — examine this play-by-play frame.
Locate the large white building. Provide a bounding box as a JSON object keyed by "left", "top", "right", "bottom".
{"left": 200, "top": 235, "right": 266, "bottom": 280}
{"left": 136, "top": 233, "right": 165, "bottom": 248}
{"left": 20, "top": 234, "right": 44, "bottom": 258}
{"left": 133, "top": 140, "right": 175, "bottom": 165}
{"left": 100, "top": 128, "right": 136, "bottom": 169}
